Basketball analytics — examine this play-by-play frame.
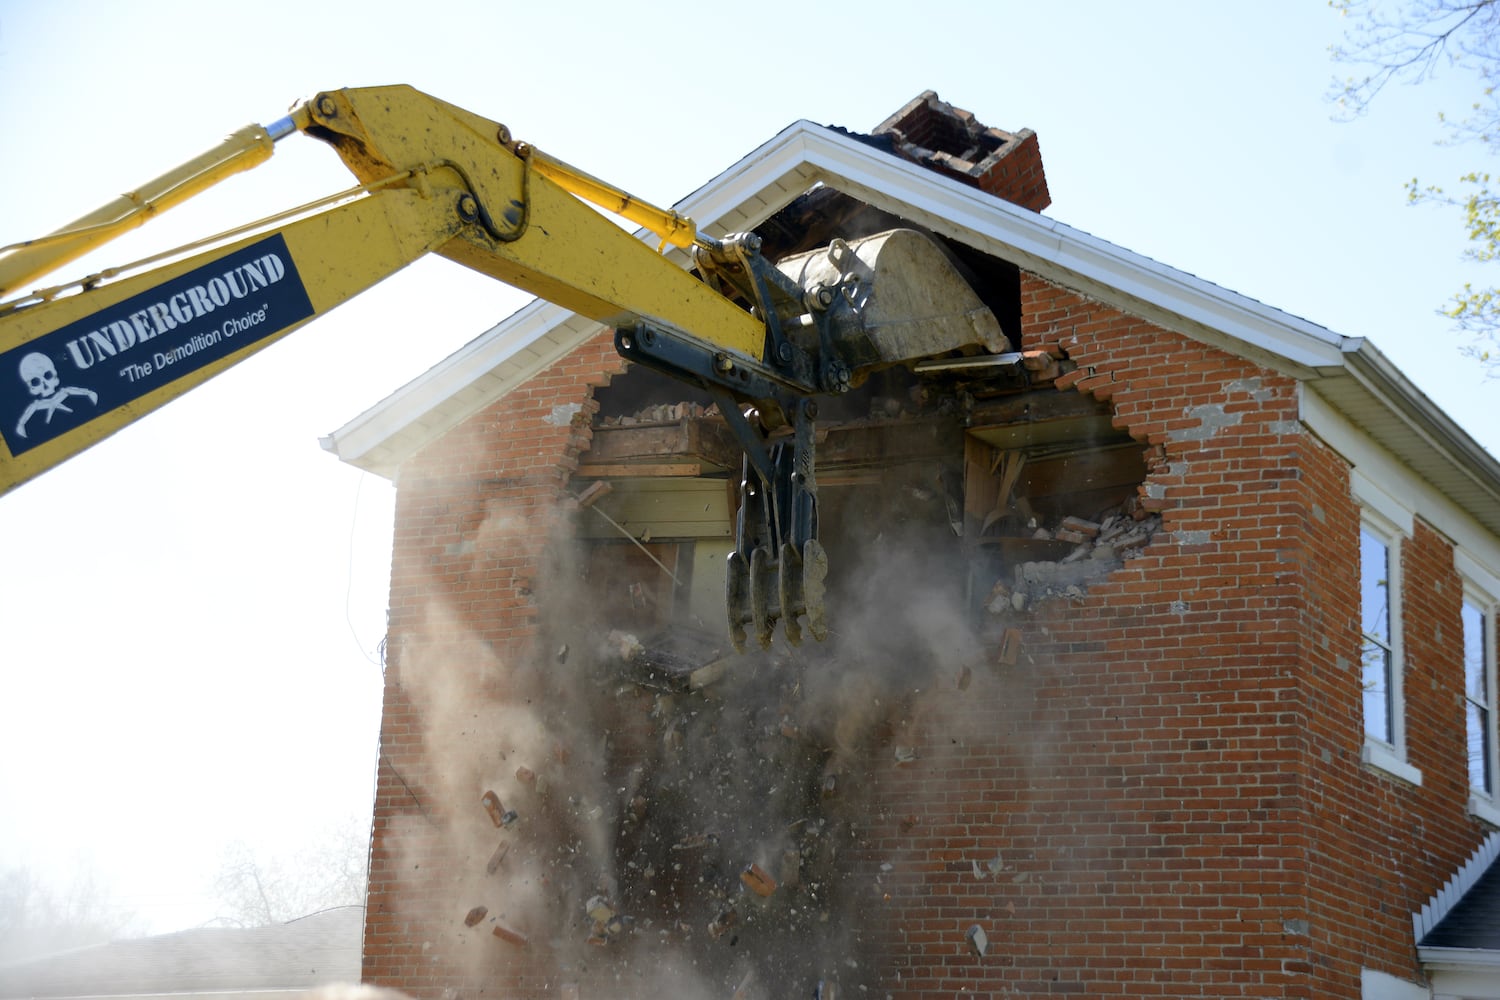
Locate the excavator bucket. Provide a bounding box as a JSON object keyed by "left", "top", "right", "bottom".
{"left": 773, "top": 228, "right": 1008, "bottom": 381}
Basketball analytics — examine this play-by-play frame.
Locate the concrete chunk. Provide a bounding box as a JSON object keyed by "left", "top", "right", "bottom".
{"left": 966, "top": 923, "right": 988, "bottom": 957}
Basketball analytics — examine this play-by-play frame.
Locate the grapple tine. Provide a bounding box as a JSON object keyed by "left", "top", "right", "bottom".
{"left": 726, "top": 550, "right": 753, "bottom": 654}
{"left": 749, "top": 546, "right": 779, "bottom": 650}
{"left": 779, "top": 538, "right": 829, "bottom": 645}
{"left": 801, "top": 539, "right": 829, "bottom": 643}
{"left": 779, "top": 547, "right": 804, "bottom": 647}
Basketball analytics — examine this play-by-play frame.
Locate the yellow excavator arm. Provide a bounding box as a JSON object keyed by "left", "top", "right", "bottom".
{"left": 0, "top": 85, "right": 1007, "bottom": 649}
{"left": 0, "top": 85, "right": 764, "bottom": 493}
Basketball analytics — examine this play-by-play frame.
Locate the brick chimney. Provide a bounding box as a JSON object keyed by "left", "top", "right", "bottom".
{"left": 873, "top": 90, "right": 1050, "bottom": 211}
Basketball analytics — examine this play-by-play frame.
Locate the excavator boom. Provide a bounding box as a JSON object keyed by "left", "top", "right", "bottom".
{"left": 0, "top": 85, "right": 1007, "bottom": 648}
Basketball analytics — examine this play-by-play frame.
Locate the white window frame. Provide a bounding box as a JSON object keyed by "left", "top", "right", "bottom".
{"left": 1457, "top": 550, "right": 1500, "bottom": 827}
{"left": 1358, "top": 502, "right": 1422, "bottom": 786}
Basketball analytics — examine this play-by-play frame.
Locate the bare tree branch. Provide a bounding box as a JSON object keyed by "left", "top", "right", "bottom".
{"left": 1331, "top": 0, "right": 1500, "bottom": 366}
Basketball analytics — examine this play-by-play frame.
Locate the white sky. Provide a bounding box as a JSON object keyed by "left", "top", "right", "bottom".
{"left": 0, "top": 0, "right": 1493, "bottom": 935}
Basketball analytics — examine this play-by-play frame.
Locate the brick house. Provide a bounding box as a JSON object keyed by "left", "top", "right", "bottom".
{"left": 324, "top": 93, "right": 1500, "bottom": 999}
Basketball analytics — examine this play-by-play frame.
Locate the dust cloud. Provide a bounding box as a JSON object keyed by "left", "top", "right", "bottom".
{"left": 380, "top": 474, "right": 1000, "bottom": 999}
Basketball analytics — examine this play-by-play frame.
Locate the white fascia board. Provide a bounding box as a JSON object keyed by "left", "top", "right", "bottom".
{"left": 1341, "top": 339, "right": 1500, "bottom": 488}
{"left": 781, "top": 125, "right": 1358, "bottom": 372}
{"left": 326, "top": 120, "right": 1361, "bottom": 471}
{"left": 1420, "top": 946, "right": 1500, "bottom": 969}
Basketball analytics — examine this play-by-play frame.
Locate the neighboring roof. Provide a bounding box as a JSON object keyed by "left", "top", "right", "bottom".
{"left": 1422, "top": 860, "right": 1500, "bottom": 951}
{"left": 322, "top": 114, "right": 1500, "bottom": 541}
{"left": 1416, "top": 832, "right": 1500, "bottom": 983}
{"left": 0, "top": 905, "right": 362, "bottom": 999}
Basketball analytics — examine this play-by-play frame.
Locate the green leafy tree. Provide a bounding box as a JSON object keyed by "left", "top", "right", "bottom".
{"left": 1331, "top": 0, "right": 1500, "bottom": 364}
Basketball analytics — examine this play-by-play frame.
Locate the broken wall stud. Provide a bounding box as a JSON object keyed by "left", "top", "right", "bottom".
{"left": 574, "top": 480, "right": 613, "bottom": 509}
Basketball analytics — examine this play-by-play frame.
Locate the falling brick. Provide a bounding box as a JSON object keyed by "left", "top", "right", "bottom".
{"left": 1060, "top": 515, "right": 1101, "bottom": 538}
{"left": 481, "top": 791, "right": 506, "bottom": 828}
{"left": 998, "top": 628, "right": 1022, "bottom": 666}
{"left": 492, "top": 922, "right": 529, "bottom": 947}
{"left": 740, "top": 863, "right": 777, "bottom": 897}
{"left": 515, "top": 766, "right": 536, "bottom": 787}
{"left": 464, "top": 905, "right": 488, "bottom": 927}
{"left": 486, "top": 841, "right": 509, "bottom": 875}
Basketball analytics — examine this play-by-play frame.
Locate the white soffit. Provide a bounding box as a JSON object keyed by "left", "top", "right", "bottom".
{"left": 323, "top": 120, "right": 1499, "bottom": 539}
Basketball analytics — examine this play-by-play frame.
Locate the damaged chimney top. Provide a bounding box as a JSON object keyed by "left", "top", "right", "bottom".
{"left": 873, "top": 90, "right": 1051, "bottom": 212}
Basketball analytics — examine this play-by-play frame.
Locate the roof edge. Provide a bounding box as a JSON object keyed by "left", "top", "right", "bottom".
{"left": 324, "top": 119, "right": 1470, "bottom": 500}
{"left": 1414, "top": 830, "right": 1500, "bottom": 943}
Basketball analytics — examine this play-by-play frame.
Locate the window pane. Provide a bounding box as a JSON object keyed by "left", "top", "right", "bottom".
{"left": 1363, "top": 638, "right": 1391, "bottom": 743}
{"left": 1360, "top": 529, "right": 1390, "bottom": 645}
{"left": 1469, "top": 701, "right": 1492, "bottom": 795}
{"left": 1463, "top": 600, "right": 1488, "bottom": 705}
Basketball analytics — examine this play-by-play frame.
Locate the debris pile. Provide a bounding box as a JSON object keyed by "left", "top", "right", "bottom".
{"left": 984, "top": 502, "right": 1161, "bottom": 612}
{"left": 459, "top": 620, "right": 931, "bottom": 998}
{"left": 596, "top": 400, "right": 717, "bottom": 427}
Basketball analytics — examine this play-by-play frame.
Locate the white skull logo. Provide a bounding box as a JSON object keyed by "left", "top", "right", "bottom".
{"left": 19, "top": 352, "right": 58, "bottom": 398}
{"left": 13, "top": 351, "right": 97, "bottom": 440}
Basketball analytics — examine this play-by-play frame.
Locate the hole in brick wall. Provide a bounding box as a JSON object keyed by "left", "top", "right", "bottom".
{"left": 538, "top": 349, "right": 1158, "bottom": 993}
{"left": 575, "top": 348, "right": 1156, "bottom": 638}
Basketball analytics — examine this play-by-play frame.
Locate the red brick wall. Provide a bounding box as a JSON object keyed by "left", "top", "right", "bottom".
{"left": 853, "top": 275, "right": 1318, "bottom": 996}
{"left": 362, "top": 276, "right": 1492, "bottom": 998}
{"left": 362, "top": 334, "right": 622, "bottom": 993}
{"left": 1293, "top": 514, "right": 1486, "bottom": 990}
{"left": 977, "top": 130, "right": 1050, "bottom": 213}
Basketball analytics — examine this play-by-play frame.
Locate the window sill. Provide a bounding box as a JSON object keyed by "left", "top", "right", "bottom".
{"left": 1362, "top": 740, "right": 1424, "bottom": 786}
{"left": 1469, "top": 794, "right": 1500, "bottom": 828}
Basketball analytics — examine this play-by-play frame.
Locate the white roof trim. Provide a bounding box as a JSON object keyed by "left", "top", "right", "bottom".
{"left": 779, "top": 125, "right": 1358, "bottom": 372}
{"left": 322, "top": 119, "right": 1470, "bottom": 517}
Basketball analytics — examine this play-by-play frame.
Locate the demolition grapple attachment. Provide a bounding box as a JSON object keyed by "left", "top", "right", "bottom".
{"left": 614, "top": 228, "right": 1004, "bottom": 651}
